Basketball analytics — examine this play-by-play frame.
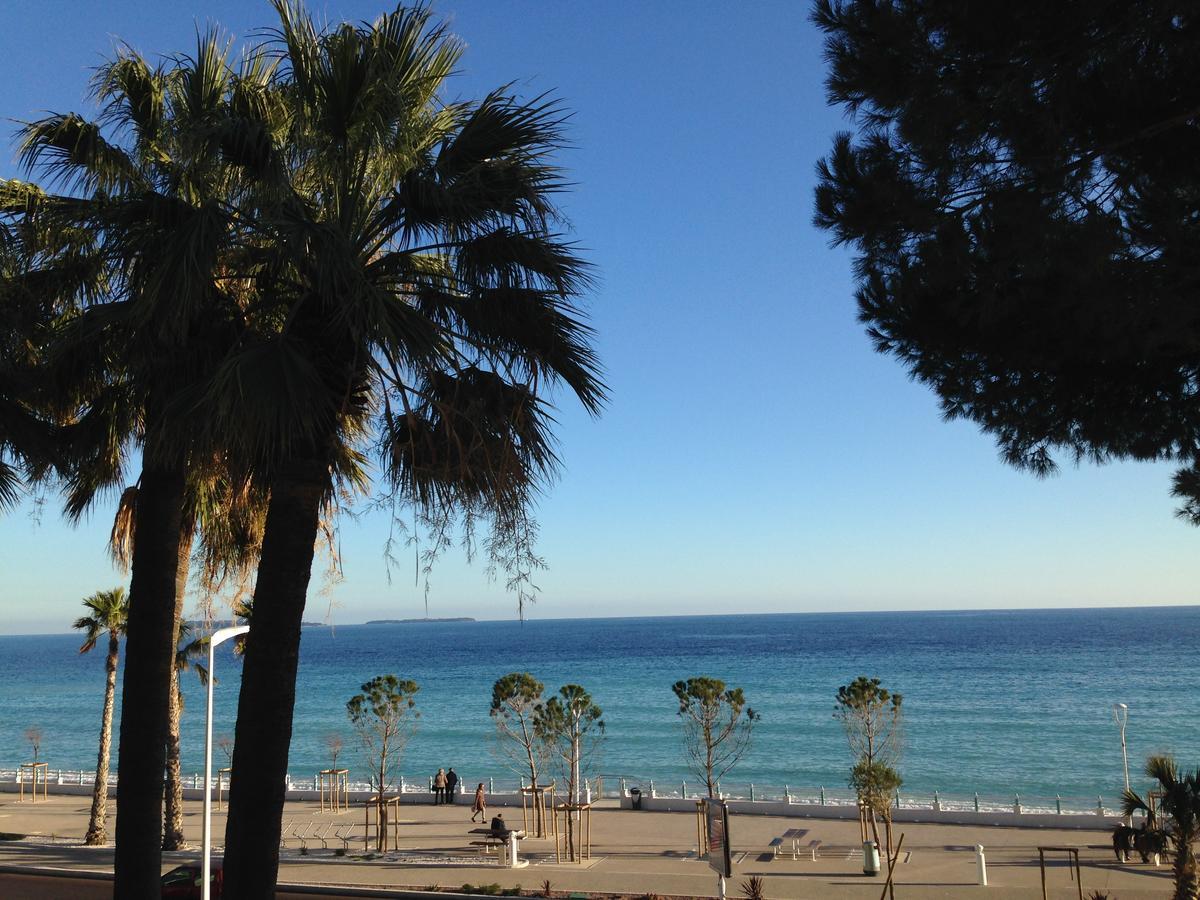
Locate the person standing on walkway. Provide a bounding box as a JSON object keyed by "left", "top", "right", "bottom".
{"left": 446, "top": 768, "right": 459, "bottom": 805}
{"left": 471, "top": 782, "right": 487, "bottom": 823}
{"left": 433, "top": 768, "right": 447, "bottom": 804}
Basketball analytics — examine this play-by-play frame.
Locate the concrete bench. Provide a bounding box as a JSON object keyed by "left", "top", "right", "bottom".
{"left": 793, "top": 838, "right": 822, "bottom": 860}
{"left": 469, "top": 838, "right": 504, "bottom": 856}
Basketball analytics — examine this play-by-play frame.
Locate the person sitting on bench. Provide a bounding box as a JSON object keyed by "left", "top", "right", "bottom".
{"left": 490, "top": 813, "right": 508, "bottom": 837}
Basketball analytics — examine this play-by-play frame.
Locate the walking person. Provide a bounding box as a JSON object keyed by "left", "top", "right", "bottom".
{"left": 446, "top": 768, "right": 459, "bottom": 805}
{"left": 471, "top": 782, "right": 487, "bottom": 823}
{"left": 433, "top": 768, "right": 447, "bottom": 805}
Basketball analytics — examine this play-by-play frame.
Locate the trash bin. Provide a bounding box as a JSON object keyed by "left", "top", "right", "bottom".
{"left": 629, "top": 787, "right": 642, "bottom": 810}
{"left": 862, "top": 840, "right": 880, "bottom": 876}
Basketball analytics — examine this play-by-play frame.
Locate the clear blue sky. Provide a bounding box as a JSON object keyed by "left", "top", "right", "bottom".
{"left": 1, "top": 1, "right": 1196, "bottom": 633}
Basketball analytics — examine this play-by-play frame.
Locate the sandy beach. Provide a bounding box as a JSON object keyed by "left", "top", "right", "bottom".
{"left": 0, "top": 793, "right": 1175, "bottom": 898}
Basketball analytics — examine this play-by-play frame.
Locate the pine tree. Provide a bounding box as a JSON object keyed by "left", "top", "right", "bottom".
{"left": 814, "top": 1, "right": 1200, "bottom": 508}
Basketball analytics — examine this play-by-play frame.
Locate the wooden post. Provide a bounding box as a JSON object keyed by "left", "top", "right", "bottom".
{"left": 553, "top": 802, "right": 592, "bottom": 863}
{"left": 1037, "top": 846, "right": 1083, "bottom": 900}
{"left": 18, "top": 762, "right": 48, "bottom": 803}
{"left": 216, "top": 767, "right": 232, "bottom": 810}
{"left": 319, "top": 768, "right": 349, "bottom": 812}
{"left": 552, "top": 798, "right": 561, "bottom": 863}
{"left": 877, "top": 833, "right": 905, "bottom": 900}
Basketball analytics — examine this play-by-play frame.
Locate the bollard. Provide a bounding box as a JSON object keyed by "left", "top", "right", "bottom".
{"left": 1056, "top": 794, "right": 1062, "bottom": 814}
{"left": 976, "top": 844, "right": 988, "bottom": 886}
{"left": 974, "top": 792, "right": 980, "bottom": 812}
{"left": 820, "top": 786, "right": 826, "bottom": 806}
{"left": 682, "top": 781, "right": 687, "bottom": 799}
{"left": 750, "top": 783, "right": 755, "bottom": 801}
{"left": 1014, "top": 794, "right": 1022, "bottom": 815}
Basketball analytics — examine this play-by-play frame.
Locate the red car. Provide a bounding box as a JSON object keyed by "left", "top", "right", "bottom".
{"left": 161, "top": 861, "right": 222, "bottom": 899}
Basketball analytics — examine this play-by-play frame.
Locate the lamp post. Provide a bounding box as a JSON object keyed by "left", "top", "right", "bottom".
{"left": 1113, "top": 702, "right": 1130, "bottom": 802}
{"left": 203, "top": 625, "right": 249, "bottom": 900}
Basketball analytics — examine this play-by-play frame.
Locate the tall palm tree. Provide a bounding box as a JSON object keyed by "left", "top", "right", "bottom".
{"left": 1123, "top": 755, "right": 1200, "bottom": 900}
{"left": 213, "top": 4, "right": 605, "bottom": 891}
{"left": 163, "top": 622, "right": 209, "bottom": 850}
{"left": 73, "top": 586, "right": 129, "bottom": 846}
{"left": 9, "top": 40, "right": 279, "bottom": 895}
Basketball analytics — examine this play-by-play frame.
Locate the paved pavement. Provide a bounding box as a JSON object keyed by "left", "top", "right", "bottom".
{"left": 0, "top": 793, "right": 1176, "bottom": 898}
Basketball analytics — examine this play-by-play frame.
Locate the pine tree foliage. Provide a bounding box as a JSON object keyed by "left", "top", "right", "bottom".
{"left": 672, "top": 676, "right": 759, "bottom": 798}
{"left": 813, "top": 1, "right": 1200, "bottom": 510}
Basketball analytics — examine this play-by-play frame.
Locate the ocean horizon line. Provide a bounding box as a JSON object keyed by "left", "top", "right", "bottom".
{"left": 4, "top": 600, "right": 1199, "bottom": 637}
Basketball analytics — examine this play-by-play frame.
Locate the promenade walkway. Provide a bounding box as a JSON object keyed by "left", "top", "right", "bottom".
{"left": 0, "top": 794, "right": 1174, "bottom": 898}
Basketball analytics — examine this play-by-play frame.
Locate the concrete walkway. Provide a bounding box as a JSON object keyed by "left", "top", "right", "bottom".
{"left": 0, "top": 793, "right": 1175, "bottom": 898}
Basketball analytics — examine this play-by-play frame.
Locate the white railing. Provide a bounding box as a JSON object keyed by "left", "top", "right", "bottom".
{"left": 0, "top": 766, "right": 1121, "bottom": 817}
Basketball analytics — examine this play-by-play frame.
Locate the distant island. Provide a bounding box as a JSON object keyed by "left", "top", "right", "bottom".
{"left": 365, "top": 617, "right": 476, "bottom": 625}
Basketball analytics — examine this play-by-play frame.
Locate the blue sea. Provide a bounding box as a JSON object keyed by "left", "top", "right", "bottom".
{"left": 1, "top": 608, "right": 1196, "bottom": 808}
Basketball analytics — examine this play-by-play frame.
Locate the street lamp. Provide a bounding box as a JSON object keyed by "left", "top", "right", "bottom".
{"left": 1113, "top": 702, "right": 1131, "bottom": 798}
{"left": 203, "top": 625, "right": 249, "bottom": 900}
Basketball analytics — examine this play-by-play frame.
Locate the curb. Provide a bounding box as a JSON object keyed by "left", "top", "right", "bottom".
{"left": 0, "top": 865, "right": 493, "bottom": 899}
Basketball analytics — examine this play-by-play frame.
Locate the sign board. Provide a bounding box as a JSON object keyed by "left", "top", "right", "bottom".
{"left": 704, "top": 798, "right": 732, "bottom": 877}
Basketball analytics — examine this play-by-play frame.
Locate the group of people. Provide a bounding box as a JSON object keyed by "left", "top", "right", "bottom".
{"left": 432, "top": 767, "right": 489, "bottom": 824}
{"left": 431, "top": 767, "right": 459, "bottom": 804}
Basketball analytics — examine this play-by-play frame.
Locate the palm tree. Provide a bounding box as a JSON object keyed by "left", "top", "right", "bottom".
{"left": 8, "top": 40, "right": 277, "bottom": 893}
{"left": 163, "top": 623, "right": 209, "bottom": 850}
{"left": 0, "top": 197, "right": 78, "bottom": 513}
{"left": 73, "top": 587, "right": 129, "bottom": 846}
{"left": 214, "top": 4, "right": 604, "bottom": 890}
{"left": 1123, "top": 755, "right": 1200, "bottom": 900}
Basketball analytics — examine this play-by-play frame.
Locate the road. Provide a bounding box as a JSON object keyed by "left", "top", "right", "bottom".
{"left": 0, "top": 872, "right": 406, "bottom": 900}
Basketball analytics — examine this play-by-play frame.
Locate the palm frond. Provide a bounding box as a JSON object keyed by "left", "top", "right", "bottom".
{"left": 0, "top": 456, "right": 22, "bottom": 511}
{"left": 108, "top": 485, "right": 139, "bottom": 571}
{"left": 191, "top": 333, "right": 340, "bottom": 468}
{"left": 73, "top": 586, "right": 128, "bottom": 651}
{"left": 17, "top": 114, "right": 140, "bottom": 194}
{"left": 94, "top": 50, "right": 168, "bottom": 144}
{"left": 1146, "top": 754, "right": 1180, "bottom": 787}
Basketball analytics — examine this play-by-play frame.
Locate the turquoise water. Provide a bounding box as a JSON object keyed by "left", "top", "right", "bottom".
{"left": 1, "top": 607, "right": 1196, "bottom": 806}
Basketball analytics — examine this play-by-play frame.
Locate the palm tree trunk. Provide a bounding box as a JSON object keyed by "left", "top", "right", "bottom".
{"left": 113, "top": 457, "right": 187, "bottom": 898}
{"left": 163, "top": 520, "right": 195, "bottom": 851}
{"left": 84, "top": 632, "right": 120, "bottom": 845}
{"left": 162, "top": 667, "right": 186, "bottom": 850}
{"left": 222, "top": 457, "right": 328, "bottom": 898}
{"left": 1174, "top": 840, "right": 1199, "bottom": 900}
